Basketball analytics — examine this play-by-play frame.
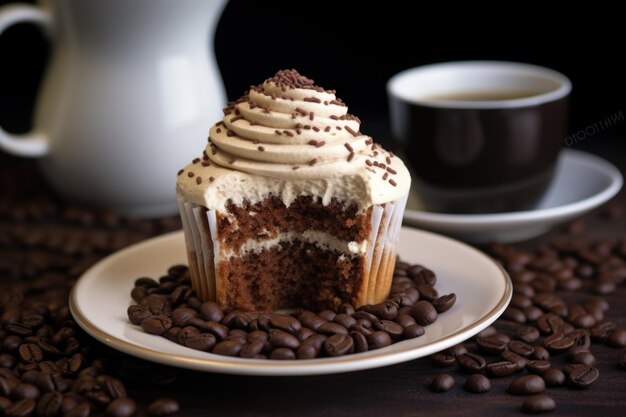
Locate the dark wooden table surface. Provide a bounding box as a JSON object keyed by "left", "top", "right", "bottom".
{"left": 1, "top": 139, "right": 625, "bottom": 417}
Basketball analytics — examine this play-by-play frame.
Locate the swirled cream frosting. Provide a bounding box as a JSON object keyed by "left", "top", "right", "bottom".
{"left": 176, "top": 69, "right": 410, "bottom": 211}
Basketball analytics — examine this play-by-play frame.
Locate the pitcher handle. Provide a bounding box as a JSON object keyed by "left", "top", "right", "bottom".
{"left": 0, "top": 4, "right": 53, "bottom": 157}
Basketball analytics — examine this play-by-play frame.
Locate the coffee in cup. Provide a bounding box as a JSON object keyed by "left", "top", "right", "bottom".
{"left": 387, "top": 61, "right": 571, "bottom": 214}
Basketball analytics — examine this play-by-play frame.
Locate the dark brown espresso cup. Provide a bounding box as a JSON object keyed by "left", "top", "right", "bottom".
{"left": 388, "top": 61, "right": 571, "bottom": 213}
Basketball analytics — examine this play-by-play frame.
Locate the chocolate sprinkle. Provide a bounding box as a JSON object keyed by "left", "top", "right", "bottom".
{"left": 283, "top": 130, "right": 294, "bottom": 137}
{"left": 347, "top": 152, "right": 355, "bottom": 162}
{"left": 316, "top": 141, "right": 325, "bottom": 147}
{"left": 209, "top": 176, "right": 215, "bottom": 182}
{"left": 344, "top": 143, "right": 354, "bottom": 152}
{"left": 312, "top": 126, "right": 320, "bottom": 132}
{"left": 303, "top": 97, "right": 321, "bottom": 103}
{"left": 309, "top": 112, "right": 314, "bottom": 121}
{"left": 308, "top": 158, "right": 317, "bottom": 166}
{"left": 389, "top": 179, "right": 397, "bottom": 186}
{"left": 387, "top": 167, "right": 397, "bottom": 174}
{"left": 275, "top": 130, "right": 283, "bottom": 136}
{"left": 187, "top": 172, "right": 194, "bottom": 178}
{"left": 365, "top": 160, "right": 373, "bottom": 166}
{"left": 345, "top": 126, "right": 359, "bottom": 137}
{"left": 383, "top": 172, "right": 388, "bottom": 180}
{"left": 196, "top": 177, "right": 202, "bottom": 185}
{"left": 324, "top": 126, "right": 331, "bottom": 132}
{"left": 192, "top": 158, "right": 200, "bottom": 164}
{"left": 177, "top": 169, "right": 184, "bottom": 176}
{"left": 292, "top": 166, "right": 300, "bottom": 170}
{"left": 226, "top": 130, "right": 236, "bottom": 137}
{"left": 386, "top": 156, "right": 391, "bottom": 164}
{"left": 201, "top": 161, "right": 210, "bottom": 167}
{"left": 308, "top": 140, "right": 319, "bottom": 146}
{"left": 258, "top": 146, "right": 265, "bottom": 151}
{"left": 295, "top": 107, "right": 308, "bottom": 116}
{"left": 216, "top": 128, "right": 222, "bottom": 133}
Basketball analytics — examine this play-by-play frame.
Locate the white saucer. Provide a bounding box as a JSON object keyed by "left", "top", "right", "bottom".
{"left": 404, "top": 149, "right": 623, "bottom": 243}
{"left": 70, "top": 227, "right": 511, "bottom": 376}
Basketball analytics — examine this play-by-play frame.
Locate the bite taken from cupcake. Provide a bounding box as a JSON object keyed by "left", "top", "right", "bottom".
{"left": 176, "top": 69, "right": 411, "bottom": 311}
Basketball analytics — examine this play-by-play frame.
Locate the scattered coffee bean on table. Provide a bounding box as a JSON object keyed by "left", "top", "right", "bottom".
{"left": 521, "top": 394, "right": 556, "bottom": 414}
{"left": 464, "top": 374, "right": 491, "bottom": 394}
{"left": 127, "top": 263, "right": 456, "bottom": 360}
{"left": 430, "top": 374, "right": 455, "bottom": 392}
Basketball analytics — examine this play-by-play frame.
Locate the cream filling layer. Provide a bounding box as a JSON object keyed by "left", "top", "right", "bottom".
{"left": 222, "top": 231, "right": 368, "bottom": 259}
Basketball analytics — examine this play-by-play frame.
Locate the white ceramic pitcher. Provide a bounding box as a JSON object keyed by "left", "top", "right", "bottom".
{"left": 0, "top": 0, "right": 227, "bottom": 217}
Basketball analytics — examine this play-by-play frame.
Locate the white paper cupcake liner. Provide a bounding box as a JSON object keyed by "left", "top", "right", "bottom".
{"left": 177, "top": 193, "right": 408, "bottom": 308}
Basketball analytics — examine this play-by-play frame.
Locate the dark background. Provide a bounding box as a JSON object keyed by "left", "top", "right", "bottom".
{"left": 0, "top": 0, "right": 624, "bottom": 148}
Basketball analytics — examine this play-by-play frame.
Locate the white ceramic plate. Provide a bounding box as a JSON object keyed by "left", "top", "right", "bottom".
{"left": 70, "top": 227, "right": 511, "bottom": 376}
{"left": 404, "top": 149, "right": 623, "bottom": 243}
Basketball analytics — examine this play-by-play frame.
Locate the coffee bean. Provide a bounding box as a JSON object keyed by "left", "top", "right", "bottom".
{"left": 508, "top": 375, "right": 546, "bottom": 395}
{"left": 0, "top": 376, "right": 19, "bottom": 396}
{"left": 568, "top": 365, "right": 599, "bottom": 387}
{"left": 457, "top": 353, "right": 486, "bottom": 373}
{"left": 509, "top": 341, "right": 535, "bottom": 357}
{"left": 5, "top": 398, "right": 36, "bottom": 417}
{"left": 430, "top": 374, "right": 455, "bottom": 392}
{"left": 359, "top": 302, "right": 398, "bottom": 320}
{"left": 521, "top": 394, "right": 556, "bottom": 414}
{"left": 268, "top": 329, "right": 300, "bottom": 349}
{"left": 240, "top": 340, "right": 265, "bottom": 358}
{"left": 476, "top": 336, "right": 508, "bottom": 354}
{"left": 608, "top": 329, "right": 626, "bottom": 348}
{"left": 572, "top": 352, "right": 596, "bottom": 366}
{"left": 503, "top": 307, "right": 526, "bottom": 323}
{"left": 100, "top": 377, "right": 126, "bottom": 400}
{"left": 269, "top": 314, "right": 301, "bottom": 335}
{"left": 526, "top": 360, "right": 551, "bottom": 375}
{"left": 416, "top": 284, "right": 438, "bottom": 302}
{"left": 412, "top": 301, "right": 437, "bottom": 326}
{"left": 544, "top": 333, "right": 574, "bottom": 352}
{"left": 0, "top": 354, "right": 16, "bottom": 369}
{"left": 444, "top": 344, "right": 468, "bottom": 357}
{"left": 486, "top": 361, "right": 518, "bottom": 377}
{"left": 212, "top": 340, "right": 243, "bottom": 356}
{"left": 542, "top": 368, "right": 565, "bottom": 387}
{"left": 403, "top": 324, "right": 425, "bottom": 339}
{"left": 18, "top": 344, "right": 43, "bottom": 364}
{"left": 126, "top": 305, "right": 152, "bottom": 325}
{"left": 590, "top": 320, "right": 616, "bottom": 342}
{"left": 297, "top": 312, "right": 326, "bottom": 331}
{"left": 367, "top": 331, "right": 391, "bottom": 349}
{"left": 10, "top": 383, "right": 39, "bottom": 401}
{"left": 351, "top": 332, "right": 368, "bottom": 353}
{"left": 36, "top": 392, "right": 61, "bottom": 417}
{"left": 333, "top": 314, "right": 356, "bottom": 330}
{"left": 530, "top": 347, "right": 550, "bottom": 361}
{"left": 318, "top": 309, "right": 336, "bottom": 321}
{"left": 524, "top": 306, "right": 543, "bottom": 322}
{"left": 475, "top": 326, "right": 497, "bottom": 338}
{"left": 373, "top": 320, "right": 403, "bottom": 339}
{"left": 270, "top": 348, "right": 295, "bottom": 360}
{"left": 147, "top": 398, "right": 179, "bottom": 417}
{"left": 199, "top": 302, "right": 223, "bottom": 322}
{"left": 105, "top": 398, "right": 136, "bottom": 417}
{"left": 430, "top": 353, "right": 456, "bottom": 367}
{"left": 464, "top": 374, "right": 491, "bottom": 393}
{"left": 64, "top": 402, "right": 90, "bottom": 417}
{"left": 140, "top": 316, "right": 172, "bottom": 336}
{"left": 184, "top": 333, "right": 216, "bottom": 351}
{"left": 536, "top": 314, "right": 565, "bottom": 335}
{"left": 516, "top": 326, "right": 540, "bottom": 343}
{"left": 317, "top": 322, "right": 348, "bottom": 336}
{"left": 324, "top": 334, "right": 354, "bottom": 356}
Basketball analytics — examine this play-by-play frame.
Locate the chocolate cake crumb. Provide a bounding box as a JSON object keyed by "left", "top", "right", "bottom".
{"left": 209, "top": 176, "right": 215, "bottom": 182}
{"left": 196, "top": 177, "right": 202, "bottom": 185}
{"left": 192, "top": 158, "right": 200, "bottom": 164}
{"left": 226, "top": 130, "right": 236, "bottom": 137}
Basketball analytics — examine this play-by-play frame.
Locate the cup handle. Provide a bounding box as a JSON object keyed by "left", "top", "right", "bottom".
{"left": 0, "top": 4, "right": 53, "bottom": 157}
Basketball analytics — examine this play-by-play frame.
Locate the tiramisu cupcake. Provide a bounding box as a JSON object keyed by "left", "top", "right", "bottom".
{"left": 176, "top": 69, "right": 410, "bottom": 311}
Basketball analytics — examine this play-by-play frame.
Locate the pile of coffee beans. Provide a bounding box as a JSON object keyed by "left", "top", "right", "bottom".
{"left": 423, "top": 218, "right": 626, "bottom": 414}
{"left": 127, "top": 264, "right": 457, "bottom": 359}
{"left": 0, "top": 163, "right": 184, "bottom": 417}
